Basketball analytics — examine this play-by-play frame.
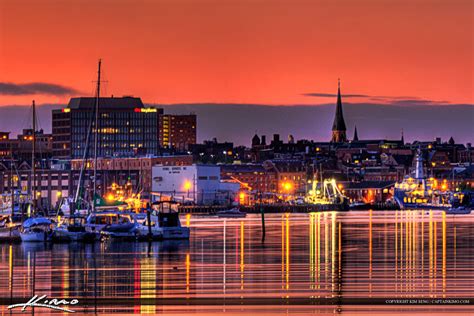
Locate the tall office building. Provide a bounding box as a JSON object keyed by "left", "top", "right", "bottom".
{"left": 52, "top": 96, "right": 162, "bottom": 158}
{"left": 159, "top": 114, "right": 197, "bottom": 151}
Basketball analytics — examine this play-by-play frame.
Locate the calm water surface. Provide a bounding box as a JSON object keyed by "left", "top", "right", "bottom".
{"left": 1, "top": 210, "right": 473, "bottom": 315}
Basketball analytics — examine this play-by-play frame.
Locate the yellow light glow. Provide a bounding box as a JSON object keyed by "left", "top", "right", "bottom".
{"left": 282, "top": 182, "right": 293, "bottom": 191}
{"left": 56, "top": 191, "right": 62, "bottom": 198}
{"left": 106, "top": 193, "right": 114, "bottom": 201}
{"left": 184, "top": 180, "right": 192, "bottom": 190}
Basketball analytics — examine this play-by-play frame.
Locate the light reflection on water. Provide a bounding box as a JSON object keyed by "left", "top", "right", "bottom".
{"left": 0, "top": 210, "right": 473, "bottom": 315}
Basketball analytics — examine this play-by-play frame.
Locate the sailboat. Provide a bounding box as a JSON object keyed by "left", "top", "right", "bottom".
{"left": 20, "top": 101, "right": 53, "bottom": 242}
{"left": 50, "top": 60, "right": 107, "bottom": 242}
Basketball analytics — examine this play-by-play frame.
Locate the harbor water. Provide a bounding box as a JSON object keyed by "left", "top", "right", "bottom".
{"left": 1, "top": 210, "right": 473, "bottom": 315}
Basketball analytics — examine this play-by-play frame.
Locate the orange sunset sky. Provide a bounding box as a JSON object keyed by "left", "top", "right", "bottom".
{"left": 0, "top": 0, "right": 472, "bottom": 106}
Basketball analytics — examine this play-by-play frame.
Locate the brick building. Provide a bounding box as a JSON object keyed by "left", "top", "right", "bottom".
{"left": 159, "top": 114, "right": 197, "bottom": 151}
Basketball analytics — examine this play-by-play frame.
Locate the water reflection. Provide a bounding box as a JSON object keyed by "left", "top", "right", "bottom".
{"left": 1, "top": 211, "right": 473, "bottom": 314}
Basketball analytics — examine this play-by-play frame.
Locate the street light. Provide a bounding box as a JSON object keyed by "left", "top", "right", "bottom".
{"left": 184, "top": 180, "right": 192, "bottom": 197}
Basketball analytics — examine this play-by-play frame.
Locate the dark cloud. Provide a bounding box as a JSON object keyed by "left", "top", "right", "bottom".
{"left": 384, "top": 99, "right": 451, "bottom": 106}
{"left": 302, "top": 92, "right": 370, "bottom": 98}
{"left": 304, "top": 91, "right": 452, "bottom": 106}
{"left": 0, "top": 82, "right": 80, "bottom": 96}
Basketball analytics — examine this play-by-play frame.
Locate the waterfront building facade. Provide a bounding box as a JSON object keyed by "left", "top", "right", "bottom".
{"left": 152, "top": 164, "right": 237, "bottom": 205}
{"left": 0, "top": 129, "right": 52, "bottom": 160}
{"left": 70, "top": 155, "right": 193, "bottom": 200}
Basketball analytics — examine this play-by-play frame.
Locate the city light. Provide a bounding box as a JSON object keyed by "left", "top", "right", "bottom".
{"left": 184, "top": 180, "right": 192, "bottom": 191}
{"left": 134, "top": 108, "right": 157, "bottom": 113}
{"left": 106, "top": 193, "right": 115, "bottom": 201}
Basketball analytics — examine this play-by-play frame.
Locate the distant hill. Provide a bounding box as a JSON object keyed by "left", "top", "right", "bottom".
{"left": 1, "top": 103, "right": 472, "bottom": 146}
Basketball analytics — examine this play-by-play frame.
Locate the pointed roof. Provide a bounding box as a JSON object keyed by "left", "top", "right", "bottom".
{"left": 251, "top": 134, "right": 261, "bottom": 146}
{"left": 353, "top": 125, "right": 359, "bottom": 141}
{"left": 332, "top": 79, "right": 347, "bottom": 132}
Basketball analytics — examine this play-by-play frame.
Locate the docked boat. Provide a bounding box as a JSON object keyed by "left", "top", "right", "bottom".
{"left": 0, "top": 215, "right": 21, "bottom": 242}
{"left": 394, "top": 150, "right": 451, "bottom": 210}
{"left": 134, "top": 213, "right": 163, "bottom": 240}
{"left": 151, "top": 201, "right": 190, "bottom": 240}
{"left": 305, "top": 178, "right": 349, "bottom": 211}
{"left": 216, "top": 208, "right": 247, "bottom": 218}
{"left": 445, "top": 207, "right": 471, "bottom": 215}
{"left": 95, "top": 211, "right": 138, "bottom": 240}
{"left": 52, "top": 215, "right": 96, "bottom": 242}
{"left": 349, "top": 202, "right": 368, "bottom": 210}
{"left": 20, "top": 217, "right": 52, "bottom": 242}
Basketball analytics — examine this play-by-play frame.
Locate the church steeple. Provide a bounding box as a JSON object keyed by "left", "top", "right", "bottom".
{"left": 331, "top": 79, "right": 347, "bottom": 142}
{"left": 353, "top": 125, "right": 359, "bottom": 142}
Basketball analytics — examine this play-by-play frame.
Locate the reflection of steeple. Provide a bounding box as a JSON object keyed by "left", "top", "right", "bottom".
{"left": 331, "top": 79, "right": 347, "bottom": 143}
{"left": 353, "top": 125, "right": 359, "bottom": 142}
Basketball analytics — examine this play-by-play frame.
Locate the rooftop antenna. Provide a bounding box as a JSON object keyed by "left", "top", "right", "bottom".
{"left": 92, "top": 59, "right": 102, "bottom": 213}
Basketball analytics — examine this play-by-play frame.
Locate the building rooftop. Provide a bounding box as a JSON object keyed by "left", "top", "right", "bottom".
{"left": 67, "top": 96, "right": 145, "bottom": 110}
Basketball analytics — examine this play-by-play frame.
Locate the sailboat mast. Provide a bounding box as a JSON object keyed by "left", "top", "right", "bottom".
{"left": 31, "top": 100, "right": 36, "bottom": 213}
{"left": 92, "top": 59, "right": 101, "bottom": 213}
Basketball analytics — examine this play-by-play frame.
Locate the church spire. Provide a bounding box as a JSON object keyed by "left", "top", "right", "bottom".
{"left": 353, "top": 125, "right": 359, "bottom": 142}
{"left": 331, "top": 79, "right": 347, "bottom": 142}
{"left": 401, "top": 129, "right": 404, "bottom": 144}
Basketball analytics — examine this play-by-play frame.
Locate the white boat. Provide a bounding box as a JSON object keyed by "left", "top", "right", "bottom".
{"left": 85, "top": 210, "right": 125, "bottom": 235}
{"left": 152, "top": 201, "right": 190, "bottom": 240}
{"left": 216, "top": 208, "right": 247, "bottom": 218}
{"left": 134, "top": 213, "right": 163, "bottom": 240}
{"left": 0, "top": 215, "right": 21, "bottom": 242}
{"left": 52, "top": 215, "right": 96, "bottom": 242}
{"left": 394, "top": 150, "right": 452, "bottom": 210}
{"left": 95, "top": 212, "right": 138, "bottom": 240}
{"left": 445, "top": 207, "right": 471, "bottom": 215}
{"left": 20, "top": 217, "right": 52, "bottom": 242}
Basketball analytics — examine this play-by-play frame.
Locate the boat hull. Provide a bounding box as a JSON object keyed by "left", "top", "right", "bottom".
{"left": 161, "top": 227, "right": 190, "bottom": 240}
{"left": 20, "top": 231, "right": 49, "bottom": 242}
{"left": 52, "top": 229, "right": 96, "bottom": 242}
{"left": 0, "top": 227, "right": 21, "bottom": 242}
{"left": 136, "top": 226, "right": 163, "bottom": 240}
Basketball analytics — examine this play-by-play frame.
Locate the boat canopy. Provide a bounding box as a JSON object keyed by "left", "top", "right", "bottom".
{"left": 23, "top": 217, "right": 52, "bottom": 228}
